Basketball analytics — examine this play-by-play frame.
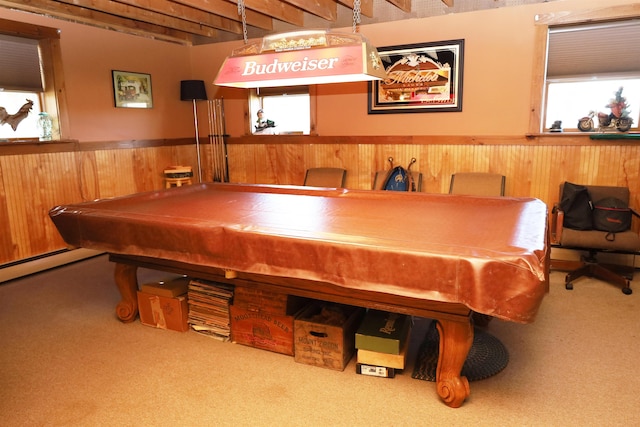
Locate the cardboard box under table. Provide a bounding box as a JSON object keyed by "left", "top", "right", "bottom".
{"left": 294, "top": 303, "right": 366, "bottom": 371}
{"left": 230, "top": 287, "right": 308, "bottom": 356}
{"left": 137, "top": 277, "right": 189, "bottom": 332}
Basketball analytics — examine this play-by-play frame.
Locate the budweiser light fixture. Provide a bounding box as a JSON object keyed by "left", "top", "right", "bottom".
{"left": 214, "top": 30, "right": 387, "bottom": 88}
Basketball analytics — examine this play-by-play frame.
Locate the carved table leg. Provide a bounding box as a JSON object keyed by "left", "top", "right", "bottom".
{"left": 435, "top": 318, "right": 473, "bottom": 408}
{"left": 113, "top": 262, "right": 139, "bottom": 322}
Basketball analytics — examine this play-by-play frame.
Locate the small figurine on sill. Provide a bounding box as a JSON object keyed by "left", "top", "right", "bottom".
{"left": 577, "top": 87, "right": 634, "bottom": 133}
{"left": 254, "top": 109, "right": 276, "bottom": 134}
{"left": 0, "top": 99, "right": 34, "bottom": 131}
{"left": 550, "top": 120, "right": 563, "bottom": 132}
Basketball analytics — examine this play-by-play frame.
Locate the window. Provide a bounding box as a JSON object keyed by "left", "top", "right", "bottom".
{"left": 0, "top": 18, "right": 67, "bottom": 141}
{"left": 249, "top": 87, "right": 312, "bottom": 135}
{"left": 545, "top": 76, "right": 640, "bottom": 131}
{"left": 0, "top": 90, "right": 43, "bottom": 140}
{"left": 541, "top": 18, "right": 640, "bottom": 132}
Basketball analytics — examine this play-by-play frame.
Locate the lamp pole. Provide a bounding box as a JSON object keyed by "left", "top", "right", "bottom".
{"left": 191, "top": 99, "right": 202, "bottom": 182}
{"left": 180, "top": 80, "right": 207, "bottom": 183}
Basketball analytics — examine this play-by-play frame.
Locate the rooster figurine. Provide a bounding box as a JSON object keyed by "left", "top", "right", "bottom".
{"left": 0, "top": 99, "right": 34, "bottom": 131}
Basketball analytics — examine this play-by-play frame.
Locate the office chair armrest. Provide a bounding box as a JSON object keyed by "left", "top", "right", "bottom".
{"left": 550, "top": 204, "right": 564, "bottom": 245}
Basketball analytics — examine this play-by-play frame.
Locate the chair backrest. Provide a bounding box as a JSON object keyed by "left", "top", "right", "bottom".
{"left": 304, "top": 168, "right": 346, "bottom": 188}
{"left": 585, "top": 185, "right": 630, "bottom": 205}
{"left": 449, "top": 172, "right": 505, "bottom": 196}
{"left": 557, "top": 183, "right": 631, "bottom": 208}
{"left": 372, "top": 170, "right": 422, "bottom": 191}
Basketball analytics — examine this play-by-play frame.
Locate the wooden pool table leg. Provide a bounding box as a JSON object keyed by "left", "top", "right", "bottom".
{"left": 435, "top": 318, "right": 473, "bottom": 408}
{"left": 113, "top": 262, "right": 139, "bottom": 322}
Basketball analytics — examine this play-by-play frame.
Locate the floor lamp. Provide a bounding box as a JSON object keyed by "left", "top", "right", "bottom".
{"left": 180, "top": 80, "right": 208, "bottom": 182}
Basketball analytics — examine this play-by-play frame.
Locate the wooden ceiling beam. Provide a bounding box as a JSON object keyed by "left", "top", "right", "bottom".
{"left": 228, "top": 0, "right": 306, "bottom": 27}
{"left": 113, "top": 0, "right": 246, "bottom": 33}
{"left": 63, "top": 0, "right": 235, "bottom": 35}
{"left": 0, "top": 0, "right": 197, "bottom": 44}
{"left": 282, "top": 0, "right": 337, "bottom": 21}
{"left": 173, "top": 0, "right": 274, "bottom": 31}
{"left": 386, "top": 0, "right": 411, "bottom": 13}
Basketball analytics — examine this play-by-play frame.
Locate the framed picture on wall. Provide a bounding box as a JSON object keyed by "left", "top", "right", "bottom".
{"left": 367, "top": 39, "right": 464, "bottom": 114}
{"left": 112, "top": 70, "right": 153, "bottom": 108}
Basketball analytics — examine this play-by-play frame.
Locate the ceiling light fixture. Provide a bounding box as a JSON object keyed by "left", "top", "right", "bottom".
{"left": 214, "top": 0, "right": 386, "bottom": 88}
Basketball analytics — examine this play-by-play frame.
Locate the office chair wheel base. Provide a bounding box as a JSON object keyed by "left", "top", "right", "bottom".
{"left": 565, "top": 281, "right": 574, "bottom": 290}
{"left": 622, "top": 285, "right": 632, "bottom": 295}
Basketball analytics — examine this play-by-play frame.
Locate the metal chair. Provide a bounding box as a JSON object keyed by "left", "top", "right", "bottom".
{"left": 449, "top": 172, "right": 505, "bottom": 196}
{"left": 303, "top": 168, "right": 346, "bottom": 188}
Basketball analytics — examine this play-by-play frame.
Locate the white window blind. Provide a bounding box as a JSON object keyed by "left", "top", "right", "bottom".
{"left": 0, "top": 34, "right": 43, "bottom": 91}
{"left": 547, "top": 20, "right": 640, "bottom": 78}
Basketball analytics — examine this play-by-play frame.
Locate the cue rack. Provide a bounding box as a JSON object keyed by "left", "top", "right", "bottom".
{"left": 207, "top": 98, "right": 229, "bottom": 182}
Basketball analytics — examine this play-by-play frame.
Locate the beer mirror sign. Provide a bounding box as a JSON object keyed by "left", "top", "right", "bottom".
{"left": 367, "top": 40, "right": 464, "bottom": 114}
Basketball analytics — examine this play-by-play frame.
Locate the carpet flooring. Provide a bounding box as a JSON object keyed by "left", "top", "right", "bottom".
{"left": 1, "top": 255, "right": 639, "bottom": 426}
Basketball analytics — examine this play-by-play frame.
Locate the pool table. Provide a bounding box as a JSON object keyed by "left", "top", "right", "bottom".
{"left": 49, "top": 182, "right": 549, "bottom": 408}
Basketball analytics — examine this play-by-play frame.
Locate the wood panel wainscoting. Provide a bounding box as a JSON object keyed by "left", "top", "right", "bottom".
{"left": 0, "top": 138, "right": 198, "bottom": 266}
{"left": 226, "top": 133, "right": 640, "bottom": 207}
{"left": 2, "top": 133, "right": 640, "bottom": 268}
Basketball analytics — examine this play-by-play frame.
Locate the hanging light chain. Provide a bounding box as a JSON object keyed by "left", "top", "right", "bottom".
{"left": 352, "top": 0, "right": 362, "bottom": 33}
{"left": 238, "top": 0, "right": 248, "bottom": 43}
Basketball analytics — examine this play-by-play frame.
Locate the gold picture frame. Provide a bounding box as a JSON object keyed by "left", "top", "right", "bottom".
{"left": 112, "top": 70, "right": 153, "bottom": 109}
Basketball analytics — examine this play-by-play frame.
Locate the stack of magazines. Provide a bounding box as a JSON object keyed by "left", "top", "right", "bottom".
{"left": 187, "top": 279, "right": 234, "bottom": 341}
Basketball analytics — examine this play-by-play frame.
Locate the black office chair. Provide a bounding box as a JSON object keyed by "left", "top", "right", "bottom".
{"left": 551, "top": 183, "right": 640, "bottom": 295}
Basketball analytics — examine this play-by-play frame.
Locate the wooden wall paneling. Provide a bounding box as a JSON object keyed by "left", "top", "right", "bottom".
{"left": 613, "top": 145, "right": 628, "bottom": 186}
{"left": 279, "top": 143, "right": 305, "bottom": 185}
{"left": 257, "top": 144, "right": 277, "bottom": 184}
{"left": 5, "top": 154, "right": 34, "bottom": 259}
{"left": 7, "top": 136, "right": 640, "bottom": 267}
{"left": 513, "top": 143, "right": 531, "bottom": 197}
{"left": 0, "top": 157, "right": 13, "bottom": 263}
{"left": 498, "top": 144, "right": 515, "bottom": 196}
{"left": 599, "top": 145, "right": 615, "bottom": 185}
{"left": 530, "top": 146, "right": 549, "bottom": 200}
{"left": 94, "top": 150, "right": 120, "bottom": 198}
{"left": 37, "top": 153, "right": 72, "bottom": 252}
{"left": 357, "top": 143, "right": 375, "bottom": 190}
{"left": 0, "top": 156, "right": 20, "bottom": 263}
{"left": 132, "top": 147, "right": 152, "bottom": 191}
{"left": 623, "top": 145, "right": 640, "bottom": 189}
{"left": 578, "top": 145, "right": 594, "bottom": 183}
{"left": 472, "top": 145, "right": 488, "bottom": 172}
{"left": 426, "top": 144, "right": 447, "bottom": 194}
{"left": 343, "top": 144, "right": 361, "bottom": 189}
{"left": 226, "top": 144, "right": 250, "bottom": 184}
{"left": 0, "top": 142, "right": 210, "bottom": 266}
{"left": 539, "top": 146, "right": 555, "bottom": 201}
{"left": 78, "top": 151, "right": 99, "bottom": 201}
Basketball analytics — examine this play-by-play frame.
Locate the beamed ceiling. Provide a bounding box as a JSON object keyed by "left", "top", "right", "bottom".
{"left": 0, "top": 0, "right": 554, "bottom": 45}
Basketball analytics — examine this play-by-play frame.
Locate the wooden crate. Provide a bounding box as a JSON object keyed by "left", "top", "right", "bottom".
{"left": 233, "top": 286, "right": 307, "bottom": 315}
{"left": 230, "top": 304, "right": 303, "bottom": 355}
{"left": 294, "top": 303, "right": 365, "bottom": 371}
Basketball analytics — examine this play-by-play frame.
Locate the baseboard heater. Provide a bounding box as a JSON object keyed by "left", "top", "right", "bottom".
{"left": 0, "top": 249, "right": 103, "bottom": 284}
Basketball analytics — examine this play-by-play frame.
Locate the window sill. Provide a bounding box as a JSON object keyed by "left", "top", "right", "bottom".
{"left": 589, "top": 133, "right": 640, "bottom": 140}
{"left": 0, "top": 139, "right": 78, "bottom": 155}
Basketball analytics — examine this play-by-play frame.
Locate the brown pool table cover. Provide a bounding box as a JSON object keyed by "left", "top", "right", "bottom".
{"left": 49, "top": 183, "right": 549, "bottom": 323}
